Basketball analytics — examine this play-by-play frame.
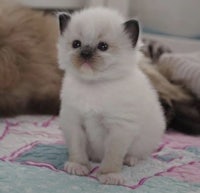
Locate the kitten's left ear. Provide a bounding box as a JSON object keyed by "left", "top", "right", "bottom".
{"left": 123, "top": 19, "right": 140, "bottom": 47}
{"left": 58, "top": 13, "right": 71, "bottom": 35}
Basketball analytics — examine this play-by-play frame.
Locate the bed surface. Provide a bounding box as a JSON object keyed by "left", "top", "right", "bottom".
{"left": 0, "top": 116, "right": 200, "bottom": 193}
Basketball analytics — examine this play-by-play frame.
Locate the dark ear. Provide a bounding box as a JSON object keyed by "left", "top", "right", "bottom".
{"left": 58, "top": 13, "right": 71, "bottom": 34}
{"left": 123, "top": 19, "right": 140, "bottom": 47}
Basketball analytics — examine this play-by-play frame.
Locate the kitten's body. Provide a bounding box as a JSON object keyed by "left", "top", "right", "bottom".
{"left": 61, "top": 64, "right": 164, "bottom": 162}
{"left": 58, "top": 8, "right": 165, "bottom": 185}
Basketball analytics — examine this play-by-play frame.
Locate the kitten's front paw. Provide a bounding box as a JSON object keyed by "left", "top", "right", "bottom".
{"left": 64, "top": 162, "right": 90, "bottom": 176}
{"left": 97, "top": 173, "right": 125, "bottom": 185}
{"left": 124, "top": 155, "right": 139, "bottom": 167}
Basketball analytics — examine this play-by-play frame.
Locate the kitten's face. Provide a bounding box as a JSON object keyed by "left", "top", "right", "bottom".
{"left": 58, "top": 8, "right": 139, "bottom": 81}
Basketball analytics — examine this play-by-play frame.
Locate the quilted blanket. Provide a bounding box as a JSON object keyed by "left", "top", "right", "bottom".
{"left": 0, "top": 116, "right": 200, "bottom": 193}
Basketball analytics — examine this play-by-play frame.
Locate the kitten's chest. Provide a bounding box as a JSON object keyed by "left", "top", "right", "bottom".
{"left": 62, "top": 76, "right": 132, "bottom": 116}
{"left": 63, "top": 79, "right": 109, "bottom": 114}
{"left": 74, "top": 92, "right": 102, "bottom": 115}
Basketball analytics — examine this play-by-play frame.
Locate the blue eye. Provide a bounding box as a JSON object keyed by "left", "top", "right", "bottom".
{"left": 97, "top": 42, "right": 109, "bottom": 51}
{"left": 72, "top": 40, "right": 81, "bottom": 49}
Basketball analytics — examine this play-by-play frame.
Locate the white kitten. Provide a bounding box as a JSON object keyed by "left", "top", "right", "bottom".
{"left": 58, "top": 7, "right": 165, "bottom": 185}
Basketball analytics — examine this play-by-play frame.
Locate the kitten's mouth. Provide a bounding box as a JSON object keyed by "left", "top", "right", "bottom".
{"left": 71, "top": 53, "right": 100, "bottom": 74}
{"left": 80, "top": 61, "right": 94, "bottom": 74}
{"left": 82, "top": 62, "right": 92, "bottom": 67}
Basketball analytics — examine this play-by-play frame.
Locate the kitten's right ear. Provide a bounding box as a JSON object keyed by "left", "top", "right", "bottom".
{"left": 58, "top": 13, "right": 71, "bottom": 34}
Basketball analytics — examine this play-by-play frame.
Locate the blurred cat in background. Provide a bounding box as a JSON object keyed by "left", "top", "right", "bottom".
{"left": 142, "top": 39, "right": 200, "bottom": 135}
{"left": 0, "top": 0, "right": 63, "bottom": 116}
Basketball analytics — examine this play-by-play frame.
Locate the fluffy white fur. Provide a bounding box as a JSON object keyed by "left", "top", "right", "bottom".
{"left": 58, "top": 7, "right": 165, "bottom": 185}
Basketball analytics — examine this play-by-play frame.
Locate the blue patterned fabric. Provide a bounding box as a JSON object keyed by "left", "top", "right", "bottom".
{"left": 0, "top": 116, "right": 200, "bottom": 193}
